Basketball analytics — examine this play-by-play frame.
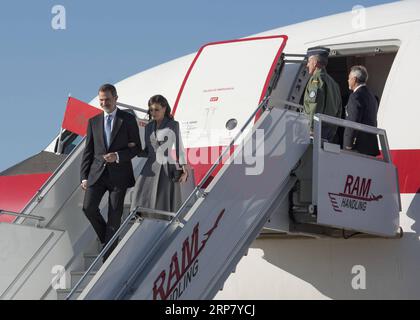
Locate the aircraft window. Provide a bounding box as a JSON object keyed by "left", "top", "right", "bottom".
{"left": 226, "top": 119, "right": 238, "bottom": 131}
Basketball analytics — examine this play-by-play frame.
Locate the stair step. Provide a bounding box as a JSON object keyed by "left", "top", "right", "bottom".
{"left": 83, "top": 254, "right": 103, "bottom": 271}
{"left": 292, "top": 211, "right": 317, "bottom": 224}
{"left": 56, "top": 288, "right": 83, "bottom": 300}
{"left": 70, "top": 271, "right": 97, "bottom": 288}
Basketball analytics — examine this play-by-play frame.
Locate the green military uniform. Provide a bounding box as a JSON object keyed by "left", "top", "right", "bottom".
{"left": 304, "top": 68, "right": 342, "bottom": 140}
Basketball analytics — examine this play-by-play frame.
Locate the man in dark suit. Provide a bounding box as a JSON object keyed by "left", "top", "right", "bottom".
{"left": 81, "top": 84, "right": 141, "bottom": 261}
{"left": 343, "top": 66, "right": 380, "bottom": 156}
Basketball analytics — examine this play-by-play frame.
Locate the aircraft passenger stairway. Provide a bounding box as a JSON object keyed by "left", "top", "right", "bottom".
{"left": 0, "top": 105, "right": 149, "bottom": 300}
{"left": 67, "top": 97, "right": 311, "bottom": 300}
{"left": 67, "top": 38, "right": 400, "bottom": 299}
{"left": 68, "top": 101, "right": 401, "bottom": 300}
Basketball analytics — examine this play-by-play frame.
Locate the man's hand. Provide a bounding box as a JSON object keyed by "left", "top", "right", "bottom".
{"left": 81, "top": 180, "right": 88, "bottom": 190}
{"left": 104, "top": 153, "right": 117, "bottom": 163}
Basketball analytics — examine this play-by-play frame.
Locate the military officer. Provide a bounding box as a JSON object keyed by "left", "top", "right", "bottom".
{"left": 303, "top": 46, "right": 342, "bottom": 141}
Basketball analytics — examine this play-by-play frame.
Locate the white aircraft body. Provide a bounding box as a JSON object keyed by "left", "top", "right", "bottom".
{"left": 0, "top": 1, "right": 419, "bottom": 299}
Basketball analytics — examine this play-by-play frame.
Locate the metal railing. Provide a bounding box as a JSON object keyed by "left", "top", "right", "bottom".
{"left": 313, "top": 113, "right": 391, "bottom": 162}
{"left": 117, "top": 102, "right": 148, "bottom": 115}
{"left": 13, "top": 137, "right": 86, "bottom": 225}
{"left": 135, "top": 206, "right": 176, "bottom": 221}
{"left": 0, "top": 210, "right": 45, "bottom": 227}
{"left": 66, "top": 204, "right": 150, "bottom": 299}
{"left": 313, "top": 113, "right": 401, "bottom": 212}
{"left": 272, "top": 99, "right": 304, "bottom": 113}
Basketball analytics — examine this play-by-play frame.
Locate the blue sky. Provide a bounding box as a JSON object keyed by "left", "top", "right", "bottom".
{"left": 0, "top": 0, "right": 396, "bottom": 172}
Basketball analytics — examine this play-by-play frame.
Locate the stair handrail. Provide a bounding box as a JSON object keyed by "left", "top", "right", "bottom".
{"left": 0, "top": 210, "right": 45, "bottom": 227}
{"left": 313, "top": 113, "right": 390, "bottom": 162}
{"left": 313, "top": 113, "right": 401, "bottom": 212}
{"left": 116, "top": 102, "right": 149, "bottom": 115}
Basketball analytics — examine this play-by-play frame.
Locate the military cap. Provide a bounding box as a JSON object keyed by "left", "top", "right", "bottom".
{"left": 307, "top": 46, "right": 331, "bottom": 58}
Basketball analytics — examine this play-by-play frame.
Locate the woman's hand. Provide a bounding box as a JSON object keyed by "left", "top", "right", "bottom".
{"left": 179, "top": 165, "right": 188, "bottom": 183}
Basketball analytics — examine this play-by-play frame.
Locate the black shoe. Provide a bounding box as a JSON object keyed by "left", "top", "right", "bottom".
{"left": 102, "top": 247, "right": 111, "bottom": 263}
{"left": 101, "top": 239, "right": 118, "bottom": 263}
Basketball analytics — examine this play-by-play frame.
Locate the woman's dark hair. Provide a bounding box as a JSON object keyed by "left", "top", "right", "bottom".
{"left": 147, "top": 94, "right": 173, "bottom": 120}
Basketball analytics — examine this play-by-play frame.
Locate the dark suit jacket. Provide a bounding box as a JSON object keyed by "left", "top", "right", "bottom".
{"left": 343, "top": 86, "right": 379, "bottom": 156}
{"left": 80, "top": 108, "right": 141, "bottom": 188}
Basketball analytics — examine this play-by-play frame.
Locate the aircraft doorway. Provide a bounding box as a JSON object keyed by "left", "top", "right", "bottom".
{"left": 324, "top": 42, "right": 399, "bottom": 146}
{"left": 327, "top": 49, "right": 398, "bottom": 107}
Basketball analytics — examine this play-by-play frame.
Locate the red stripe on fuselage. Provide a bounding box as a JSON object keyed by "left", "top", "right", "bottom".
{"left": 391, "top": 149, "right": 420, "bottom": 194}
{"left": 183, "top": 147, "right": 420, "bottom": 194}
{"left": 0, "top": 149, "right": 417, "bottom": 225}
{"left": 0, "top": 173, "right": 52, "bottom": 223}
